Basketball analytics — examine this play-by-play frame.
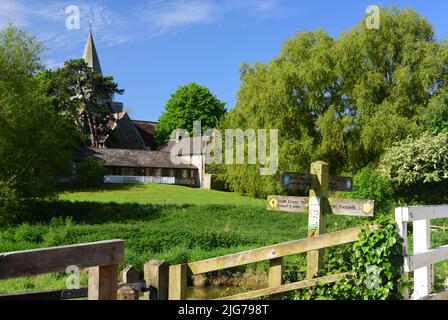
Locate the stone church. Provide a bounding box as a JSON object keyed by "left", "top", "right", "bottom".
{"left": 77, "top": 31, "right": 212, "bottom": 188}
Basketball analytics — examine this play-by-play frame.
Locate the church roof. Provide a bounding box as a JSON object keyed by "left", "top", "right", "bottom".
{"left": 132, "top": 120, "right": 158, "bottom": 147}
{"left": 82, "top": 30, "right": 102, "bottom": 75}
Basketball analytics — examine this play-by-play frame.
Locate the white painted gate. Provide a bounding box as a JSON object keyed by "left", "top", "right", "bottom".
{"left": 395, "top": 205, "right": 448, "bottom": 300}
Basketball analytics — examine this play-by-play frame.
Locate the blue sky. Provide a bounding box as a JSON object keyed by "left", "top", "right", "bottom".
{"left": 1, "top": 0, "right": 448, "bottom": 121}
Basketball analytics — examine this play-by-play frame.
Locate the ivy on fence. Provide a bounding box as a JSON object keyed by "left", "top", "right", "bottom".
{"left": 294, "top": 218, "right": 405, "bottom": 300}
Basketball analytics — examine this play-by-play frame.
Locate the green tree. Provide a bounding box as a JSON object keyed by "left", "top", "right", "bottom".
{"left": 47, "top": 59, "right": 124, "bottom": 147}
{"left": 155, "top": 83, "right": 226, "bottom": 144}
{"left": 0, "top": 25, "right": 74, "bottom": 221}
{"left": 220, "top": 7, "right": 448, "bottom": 198}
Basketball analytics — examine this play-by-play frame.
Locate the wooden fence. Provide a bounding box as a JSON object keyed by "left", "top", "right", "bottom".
{"left": 6, "top": 212, "right": 448, "bottom": 301}
{"left": 0, "top": 226, "right": 369, "bottom": 301}
{"left": 395, "top": 205, "right": 448, "bottom": 300}
{"left": 165, "top": 226, "right": 377, "bottom": 300}
{"left": 0, "top": 240, "right": 125, "bottom": 300}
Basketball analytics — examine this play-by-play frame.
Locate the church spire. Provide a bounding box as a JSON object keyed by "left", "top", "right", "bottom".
{"left": 82, "top": 26, "right": 102, "bottom": 75}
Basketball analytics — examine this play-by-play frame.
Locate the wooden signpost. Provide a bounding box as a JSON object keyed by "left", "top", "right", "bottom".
{"left": 267, "top": 196, "right": 374, "bottom": 217}
{"left": 271, "top": 161, "right": 375, "bottom": 280}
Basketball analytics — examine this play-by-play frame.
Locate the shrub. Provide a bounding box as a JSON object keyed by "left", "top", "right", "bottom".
{"left": 294, "top": 218, "right": 405, "bottom": 300}
{"left": 380, "top": 132, "right": 448, "bottom": 204}
{"left": 43, "top": 217, "right": 77, "bottom": 246}
{"left": 380, "top": 132, "right": 448, "bottom": 185}
{"left": 14, "top": 223, "right": 46, "bottom": 243}
{"left": 0, "top": 177, "right": 23, "bottom": 225}
{"left": 347, "top": 167, "right": 393, "bottom": 213}
{"left": 76, "top": 158, "right": 104, "bottom": 187}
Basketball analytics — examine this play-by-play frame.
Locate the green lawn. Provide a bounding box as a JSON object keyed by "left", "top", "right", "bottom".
{"left": 58, "top": 183, "right": 266, "bottom": 206}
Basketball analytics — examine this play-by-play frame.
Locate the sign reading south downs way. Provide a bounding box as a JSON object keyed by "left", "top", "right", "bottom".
{"left": 267, "top": 195, "right": 309, "bottom": 213}
{"left": 267, "top": 196, "right": 374, "bottom": 217}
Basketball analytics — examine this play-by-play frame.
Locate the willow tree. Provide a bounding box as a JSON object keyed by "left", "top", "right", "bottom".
{"left": 221, "top": 7, "right": 448, "bottom": 198}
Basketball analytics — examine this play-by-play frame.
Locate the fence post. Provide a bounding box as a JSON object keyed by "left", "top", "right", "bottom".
{"left": 307, "top": 161, "right": 329, "bottom": 279}
{"left": 118, "top": 266, "right": 139, "bottom": 300}
{"left": 88, "top": 265, "right": 119, "bottom": 300}
{"left": 169, "top": 264, "right": 188, "bottom": 300}
{"left": 117, "top": 286, "right": 137, "bottom": 300}
{"left": 395, "top": 207, "right": 409, "bottom": 300}
{"left": 412, "top": 219, "right": 433, "bottom": 300}
{"left": 269, "top": 258, "right": 284, "bottom": 300}
{"left": 144, "top": 260, "right": 170, "bottom": 300}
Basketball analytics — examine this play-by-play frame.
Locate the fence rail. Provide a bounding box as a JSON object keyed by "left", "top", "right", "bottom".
{"left": 167, "top": 226, "right": 377, "bottom": 300}
{"left": 0, "top": 240, "right": 124, "bottom": 300}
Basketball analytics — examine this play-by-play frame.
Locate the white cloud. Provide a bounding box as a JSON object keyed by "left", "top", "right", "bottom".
{"left": 142, "top": 0, "right": 217, "bottom": 31}
{"left": 0, "top": 0, "right": 292, "bottom": 67}
{"left": 0, "top": 0, "right": 28, "bottom": 28}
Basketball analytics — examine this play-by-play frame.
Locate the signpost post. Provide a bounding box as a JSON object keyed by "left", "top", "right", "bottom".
{"left": 270, "top": 161, "right": 374, "bottom": 280}
{"left": 307, "top": 161, "right": 329, "bottom": 279}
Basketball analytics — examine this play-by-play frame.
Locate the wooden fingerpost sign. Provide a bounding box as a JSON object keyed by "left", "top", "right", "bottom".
{"left": 307, "top": 161, "right": 329, "bottom": 279}
{"left": 270, "top": 161, "right": 375, "bottom": 280}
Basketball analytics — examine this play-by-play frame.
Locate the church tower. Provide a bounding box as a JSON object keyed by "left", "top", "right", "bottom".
{"left": 82, "top": 28, "right": 123, "bottom": 113}
{"left": 82, "top": 29, "right": 102, "bottom": 75}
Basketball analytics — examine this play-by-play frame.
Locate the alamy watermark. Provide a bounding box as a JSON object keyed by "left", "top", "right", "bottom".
{"left": 65, "top": 5, "right": 80, "bottom": 30}
{"left": 365, "top": 5, "right": 380, "bottom": 30}
{"left": 365, "top": 265, "right": 381, "bottom": 289}
{"left": 66, "top": 265, "right": 80, "bottom": 289}
{"left": 169, "top": 121, "right": 279, "bottom": 176}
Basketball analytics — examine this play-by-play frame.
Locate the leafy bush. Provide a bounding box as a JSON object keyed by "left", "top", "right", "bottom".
{"left": 76, "top": 158, "right": 104, "bottom": 187}
{"left": 43, "top": 217, "right": 77, "bottom": 246}
{"left": 0, "top": 177, "right": 23, "bottom": 225}
{"left": 379, "top": 132, "right": 448, "bottom": 204}
{"left": 380, "top": 132, "right": 448, "bottom": 186}
{"left": 347, "top": 167, "right": 394, "bottom": 213}
{"left": 14, "top": 223, "right": 46, "bottom": 243}
{"left": 294, "top": 218, "right": 405, "bottom": 300}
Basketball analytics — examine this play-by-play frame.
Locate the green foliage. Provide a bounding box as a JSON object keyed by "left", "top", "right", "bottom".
{"left": 155, "top": 82, "right": 226, "bottom": 144}
{"left": 0, "top": 177, "right": 23, "bottom": 224}
{"left": 294, "top": 218, "right": 405, "bottom": 300}
{"left": 221, "top": 7, "right": 448, "bottom": 197}
{"left": 42, "top": 217, "right": 77, "bottom": 246}
{"left": 0, "top": 25, "right": 74, "bottom": 222}
{"left": 422, "top": 91, "right": 448, "bottom": 134}
{"left": 347, "top": 167, "right": 394, "bottom": 213}
{"left": 14, "top": 223, "right": 46, "bottom": 243}
{"left": 76, "top": 158, "right": 105, "bottom": 187}
{"left": 47, "top": 59, "right": 124, "bottom": 147}
{"left": 380, "top": 132, "right": 448, "bottom": 186}
{"left": 378, "top": 131, "right": 448, "bottom": 205}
